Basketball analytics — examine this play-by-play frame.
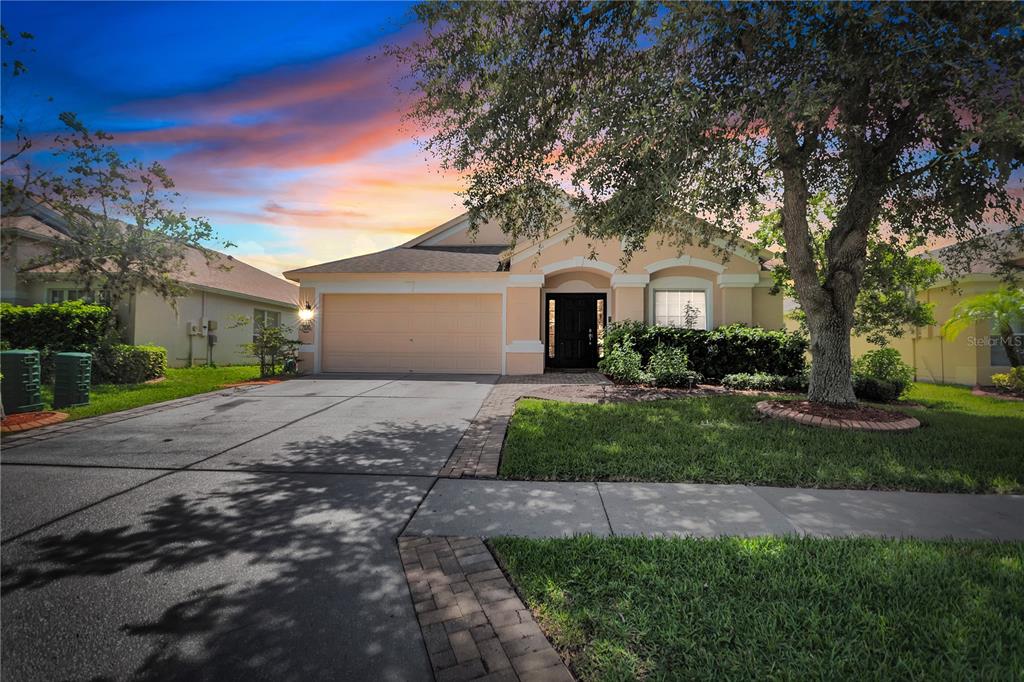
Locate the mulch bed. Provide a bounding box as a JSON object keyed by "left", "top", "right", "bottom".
{"left": 757, "top": 400, "right": 920, "bottom": 432}
{"left": 972, "top": 386, "right": 1024, "bottom": 401}
{"left": 220, "top": 378, "right": 287, "bottom": 388}
{"left": 1, "top": 411, "right": 69, "bottom": 433}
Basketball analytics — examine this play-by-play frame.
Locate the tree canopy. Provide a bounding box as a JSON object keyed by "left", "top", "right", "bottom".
{"left": 398, "top": 1, "right": 1024, "bottom": 404}
{"left": 20, "top": 113, "right": 230, "bottom": 317}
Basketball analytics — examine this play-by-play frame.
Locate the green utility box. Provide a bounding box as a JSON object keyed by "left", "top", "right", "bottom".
{"left": 53, "top": 352, "right": 92, "bottom": 409}
{"left": 1, "top": 349, "right": 44, "bottom": 414}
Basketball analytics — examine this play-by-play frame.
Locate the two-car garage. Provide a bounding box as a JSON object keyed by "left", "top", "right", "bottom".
{"left": 319, "top": 293, "right": 503, "bottom": 374}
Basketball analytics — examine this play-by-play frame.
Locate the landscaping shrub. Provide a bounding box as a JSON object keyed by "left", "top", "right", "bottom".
{"left": 853, "top": 375, "right": 902, "bottom": 403}
{"left": 0, "top": 301, "right": 112, "bottom": 378}
{"left": 598, "top": 342, "right": 650, "bottom": 384}
{"left": 646, "top": 346, "right": 702, "bottom": 388}
{"left": 991, "top": 366, "right": 1024, "bottom": 393}
{"left": 721, "top": 372, "right": 806, "bottom": 391}
{"left": 603, "top": 321, "right": 806, "bottom": 379}
{"left": 852, "top": 348, "right": 914, "bottom": 398}
{"left": 92, "top": 344, "right": 167, "bottom": 384}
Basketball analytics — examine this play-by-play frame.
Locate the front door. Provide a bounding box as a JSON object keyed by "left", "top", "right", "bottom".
{"left": 545, "top": 293, "right": 605, "bottom": 369}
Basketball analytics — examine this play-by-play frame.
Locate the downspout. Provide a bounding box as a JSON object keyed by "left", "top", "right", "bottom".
{"left": 911, "top": 336, "right": 918, "bottom": 382}
{"left": 939, "top": 334, "right": 945, "bottom": 384}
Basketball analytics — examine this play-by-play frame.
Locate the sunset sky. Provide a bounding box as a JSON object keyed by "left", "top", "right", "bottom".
{"left": 2, "top": 1, "right": 462, "bottom": 277}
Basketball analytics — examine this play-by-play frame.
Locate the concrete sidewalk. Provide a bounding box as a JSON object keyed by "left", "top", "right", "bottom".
{"left": 404, "top": 480, "right": 1024, "bottom": 541}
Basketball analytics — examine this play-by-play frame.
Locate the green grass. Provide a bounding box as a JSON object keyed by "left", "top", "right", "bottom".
{"left": 40, "top": 365, "right": 262, "bottom": 421}
{"left": 501, "top": 383, "right": 1024, "bottom": 493}
{"left": 492, "top": 535, "right": 1024, "bottom": 681}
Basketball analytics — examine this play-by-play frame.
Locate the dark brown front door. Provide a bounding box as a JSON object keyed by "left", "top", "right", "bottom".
{"left": 546, "top": 293, "right": 604, "bottom": 369}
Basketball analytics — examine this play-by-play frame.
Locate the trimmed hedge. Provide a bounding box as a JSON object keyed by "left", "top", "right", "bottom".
{"left": 92, "top": 344, "right": 167, "bottom": 384}
{"left": 604, "top": 322, "right": 807, "bottom": 380}
{"left": 0, "top": 301, "right": 113, "bottom": 379}
{"left": 722, "top": 372, "right": 807, "bottom": 392}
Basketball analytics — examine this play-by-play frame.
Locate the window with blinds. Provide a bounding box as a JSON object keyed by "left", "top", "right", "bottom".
{"left": 654, "top": 290, "right": 707, "bottom": 329}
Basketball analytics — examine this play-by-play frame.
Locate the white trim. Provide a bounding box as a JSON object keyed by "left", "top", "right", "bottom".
{"left": 610, "top": 273, "right": 650, "bottom": 288}
{"left": 645, "top": 256, "right": 726, "bottom": 274}
{"left": 313, "top": 288, "right": 322, "bottom": 373}
{"left": 508, "top": 274, "right": 545, "bottom": 287}
{"left": 507, "top": 222, "right": 769, "bottom": 264}
{"left": 299, "top": 344, "right": 315, "bottom": 354}
{"left": 505, "top": 341, "right": 545, "bottom": 353}
{"left": 717, "top": 274, "right": 761, "bottom": 288}
{"left": 541, "top": 257, "right": 616, "bottom": 275}
{"left": 420, "top": 216, "right": 472, "bottom": 246}
{"left": 647, "top": 275, "right": 714, "bottom": 329}
{"left": 185, "top": 283, "right": 298, "bottom": 309}
{"left": 400, "top": 212, "right": 471, "bottom": 248}
{"left": 306, "top": 278, "right": 509, "bottom": 294}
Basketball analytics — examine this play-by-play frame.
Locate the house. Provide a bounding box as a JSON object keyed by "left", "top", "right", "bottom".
{"left": 1, "top": 207, "right": 300, "bottom": 367}
{"left": 283, "top": 211, "right": 783, "bottom": 375}
{"left": 848, "top": 234, "right": 1024, "bottom": 386}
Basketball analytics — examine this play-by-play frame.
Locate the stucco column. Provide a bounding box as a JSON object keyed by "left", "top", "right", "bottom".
{"left": 297, "top": 286, "right": 315, "bottom": 374}
{"left": 718, "top": 275, "right": 758, "bottom": 326}
{"left": 610, "top": 274, "right": 649, "bottom": 322}
{"left": 505, "top": 275, "right": 545, "bottom": 375}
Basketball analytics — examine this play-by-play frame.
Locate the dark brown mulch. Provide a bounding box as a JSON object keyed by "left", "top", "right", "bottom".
{"left": 972, "top": 386, "right": 1024, "bottom": 401}
{"left": 784, "top": 400, "right": 908, "bottom": 423}
{"left": 1, "top": 411, "right": 69, "bottom": 433}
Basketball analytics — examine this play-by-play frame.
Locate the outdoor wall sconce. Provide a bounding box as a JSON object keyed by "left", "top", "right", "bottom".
{"left": 298, "top": 302, "right": 316, "bottom": 333}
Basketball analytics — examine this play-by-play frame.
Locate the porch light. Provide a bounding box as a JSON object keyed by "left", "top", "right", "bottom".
{"left": 298, "top": 302, "right": 316, "bottom": 332}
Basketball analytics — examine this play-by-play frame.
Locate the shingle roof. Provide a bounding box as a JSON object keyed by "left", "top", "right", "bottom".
{"left": 284, "top": 246, "right": 504, "bottom": 277}
{"left": 5, "top": 214, "right": 298, "bottom": 306}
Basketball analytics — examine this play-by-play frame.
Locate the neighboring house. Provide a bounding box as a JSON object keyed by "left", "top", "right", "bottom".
{"left": 284, "top": 211, "right": 783, "bottom": 375}
{"left": 794, "top": 234, "right": 1024, "bottom": 387}
{"left": 1, "top": 209, "right": 299, "bottom": 367}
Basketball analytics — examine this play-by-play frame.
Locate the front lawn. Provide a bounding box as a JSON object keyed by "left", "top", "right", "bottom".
{"left": 40, "top": 365, "right": 262, "bottom": 421}
{"left": 501, "top": 383, "right": 1024, "bottom": 493}
{"left": 492, "top": 536, "right": 1024, "bottom": 681}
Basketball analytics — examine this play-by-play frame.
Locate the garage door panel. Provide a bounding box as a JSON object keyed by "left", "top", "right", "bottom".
{"left": 321, "top": 294, "right": 502, "bottom": 373}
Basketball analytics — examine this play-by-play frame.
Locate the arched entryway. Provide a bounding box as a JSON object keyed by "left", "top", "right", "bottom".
{"left": 542, "top": 268, "right": 612, "bottom": 369}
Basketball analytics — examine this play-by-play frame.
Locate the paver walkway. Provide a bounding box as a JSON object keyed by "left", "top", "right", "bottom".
{"left": 404, "top": 480, "right": 1024, "bottom": 541}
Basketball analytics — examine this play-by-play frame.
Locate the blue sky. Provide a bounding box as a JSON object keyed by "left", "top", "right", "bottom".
{"left": 2, "top": 1, "right": 464, "bottom": 276}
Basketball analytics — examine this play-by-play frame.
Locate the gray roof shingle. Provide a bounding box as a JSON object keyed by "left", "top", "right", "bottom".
{"left": 284, "top": 246, "right": 504, "bottom": 276}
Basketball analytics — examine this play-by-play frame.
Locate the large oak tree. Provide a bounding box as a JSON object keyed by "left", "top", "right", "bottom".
{"left": 397, "top": 1, "right": 1024, "bottom": 405}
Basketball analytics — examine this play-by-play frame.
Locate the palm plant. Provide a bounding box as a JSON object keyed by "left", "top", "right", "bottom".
{"left": 942, "top": 288, "right": 1024, "bottom": 367}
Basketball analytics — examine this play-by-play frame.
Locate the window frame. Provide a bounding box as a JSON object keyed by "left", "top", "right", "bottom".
{"left": 647, "top": 276, "right": 713, "bottom": 330}
{"left": 47, "top": 288, "right": 88, "bottom": 304}
{"left": 253, "top": 308, "right": 282, "bottom": 341}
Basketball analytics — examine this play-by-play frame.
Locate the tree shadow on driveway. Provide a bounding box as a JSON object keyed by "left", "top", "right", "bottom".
{"left": 196, "top": 420, "right": 467, "bottom": 475}
{"left": 0, "top": 423, "right": 462, "bottom": 681}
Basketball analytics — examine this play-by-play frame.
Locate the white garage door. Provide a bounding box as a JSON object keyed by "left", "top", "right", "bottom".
{"left": 320, "top": 293, "right": 502, "bottom": 373}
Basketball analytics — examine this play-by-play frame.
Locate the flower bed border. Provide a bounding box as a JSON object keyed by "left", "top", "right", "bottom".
{"left": 1, "top": 411, "right": 70, "bottom": 433}
{"left": 756, "top": 400, "right": 920, "bottom": 432}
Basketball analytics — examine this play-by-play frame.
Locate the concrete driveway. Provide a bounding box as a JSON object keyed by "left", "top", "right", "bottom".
{"left": 1, "top": 374, "right": 497, "bottom": 681}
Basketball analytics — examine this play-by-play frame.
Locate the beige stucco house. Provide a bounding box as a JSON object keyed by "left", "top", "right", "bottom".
{"left": 284, "top": 211, "right": 783, "bottom": 375}
{"left": 2, "top": 211, "right": 299, "bottom": 367}
{"left": 846, "top": 238, "right": 1024, "bottom": 386}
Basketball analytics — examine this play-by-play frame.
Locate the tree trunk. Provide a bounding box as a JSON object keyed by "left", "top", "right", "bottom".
{"left": 805, "top": 303, "right": 858, "bottom": 405}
